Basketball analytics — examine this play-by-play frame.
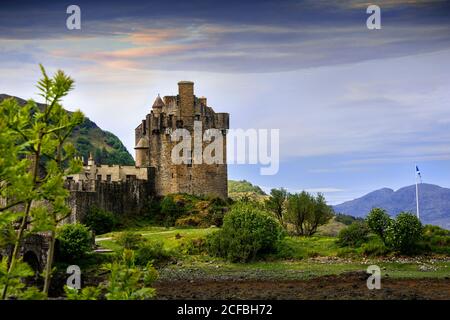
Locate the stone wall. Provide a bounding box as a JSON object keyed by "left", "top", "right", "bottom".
{"left": 65, "top": 179, "right": 155, "bottom": 223}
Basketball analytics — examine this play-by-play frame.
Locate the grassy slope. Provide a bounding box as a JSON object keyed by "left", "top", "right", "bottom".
{"left": 96, "top": 227, "right": 450, "bottom": 280}
{"left": 228, "top": 180, "right": 268, "bottom": 201}
{"left": 0, "top": 94, "right": 134, "bottom": 165}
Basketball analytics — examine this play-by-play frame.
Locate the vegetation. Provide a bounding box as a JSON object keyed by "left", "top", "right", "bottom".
{"left": 0, "top": 65, "right": 84, "bottom": 298}
{"left": 284, "top": 192, "right": 334, "bottom": 236}
{"left": 335, "top": 213, "right": 364, "bottom": 225}
{"left": 206, "top": 202, "right": 284, "bottom": 262}
{"left": 337, "top": 222, "right": 370, "bottom": 247}
{"left": 57, "top": 223, "right": 93, "bottom": 261}
{"left": 228, "top": 180, "right": 266, "bottom": 195}
{"left": 72, "top": 119, "right": 134, "bottom": 166}
{"left": 366, "top": 208, "right": 391, "bottom": 244}
{"left": 135, "top": 241, "right": 174, "bottom": 266}
{"left": 103, "top": 250, "right": 158, "bottom": 300}
{"left": 265, "top": 188, "right": 287, "bottom": 225}
{"left": 84, "top": 206, "right": 116, "bottom": 235}
{"left": 386, "top": 212, "right": 423, "bottom": 254}
{"left": 115, "top": 232, "right": 144, "bottom": 250}
{"left": 145, "top": 194, "right": 229, "bottom": 228}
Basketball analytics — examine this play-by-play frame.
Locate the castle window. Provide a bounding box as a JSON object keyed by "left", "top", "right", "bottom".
{"left": 176, "top": 120, "right": 183, "bottom": 128}
{"left": 97, "top": 175, "right": 102, "bottom": 180}
{"left": 172, "top": 173, "right": 174, "bottom": 178}
{"left": 106, "top": 175, "right": 111, "bottom": 182}
{"left": 195, "top": 114, "right": 200, "bottom": 121}
{"left": 126, "top": 175, "right": 136, "bottom": 181}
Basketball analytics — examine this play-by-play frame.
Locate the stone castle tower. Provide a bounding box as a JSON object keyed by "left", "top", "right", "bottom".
{"left": 134, "top": 81, "right": 229, "bottom": 198}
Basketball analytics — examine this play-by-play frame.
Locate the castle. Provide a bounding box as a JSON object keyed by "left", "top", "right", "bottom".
{"left": 65, "top": 81, "right": 229, "bottom": 221}
{"left": 134, "top": 81, "right": 229, "bottom": 198}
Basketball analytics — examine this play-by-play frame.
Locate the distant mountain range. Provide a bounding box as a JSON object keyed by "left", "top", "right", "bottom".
{"left": 0, "top": 94, "right": 134, "bottom": 165}
{"left": 333, "top": 183, "right": 450, "bottom": 229}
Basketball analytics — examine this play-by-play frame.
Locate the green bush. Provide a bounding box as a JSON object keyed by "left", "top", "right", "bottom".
{"left": 160, "top": 195, "right": 187, "bottom": 226}
{"left": 57, "top": 223, "right": 93, "bottom": 261}
{"left": 180, "top": 237, "right": 207, "bottom": 255}
{"left": 366, "top": 208, "right": 391, "bottom": 244}
{"left": 206, "top": 202, "right": 284, "bottom": 262}
{"left": 84, "top": 206, "right": 116, "bottom": 235}
{"left": 175, "top": 216, "right": 202, "bottom": 227}
{"left": 422, "top": 225, "right": 450, "bottom": 254}
{"left": 361, "top": 238, "right": 389, "bottom": 256}
{"left": 135, "top": 241, "right": 173, "bottom": 266}
{"left": 115, "top": 232, "right": 144, "bottom": 250}
{"left": 335, "top": 213, "right": 364, "bottom": 226}
{"left": 337, "top": 222, "right": 370, "bottom": 247}
{"left": 386, "top": 212, "right": 423, "bottom": 254}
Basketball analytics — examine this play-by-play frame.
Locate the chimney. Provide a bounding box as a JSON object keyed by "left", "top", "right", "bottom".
{"left": 178, "top": 81, "right": 194, "bottom": 125}
{"left": 199, "top": 96, "right": 207, "bottom": 106}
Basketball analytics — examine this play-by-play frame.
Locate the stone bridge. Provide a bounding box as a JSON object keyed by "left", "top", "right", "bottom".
{"left": 0, "top": 233, "right": 51, "bottom": 273}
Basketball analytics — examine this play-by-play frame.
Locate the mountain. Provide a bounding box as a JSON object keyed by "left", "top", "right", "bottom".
{"left": 0, "top": 94, "right": 134, "bottom": 166}
{"left": 334, "top": 184, "right": 450, "bottom": 229}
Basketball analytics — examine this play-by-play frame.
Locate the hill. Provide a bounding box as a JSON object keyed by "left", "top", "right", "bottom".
{"left": 0, "top": 94, "right": 134, "bottom": 165}
{"left": 228, "top": 180, "right": 267, "bottom": 201}
{"left": 334, "top": 183, "right": 450, "bottom": 229}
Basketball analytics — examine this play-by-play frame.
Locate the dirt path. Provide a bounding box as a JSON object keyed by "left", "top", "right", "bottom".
{"left": 154, "top": 272, "right": 450, "bottom": 300}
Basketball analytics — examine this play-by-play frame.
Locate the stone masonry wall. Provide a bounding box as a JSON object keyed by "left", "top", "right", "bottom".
{"left": 66, "top": 179, "right": 155, "bottom": 223}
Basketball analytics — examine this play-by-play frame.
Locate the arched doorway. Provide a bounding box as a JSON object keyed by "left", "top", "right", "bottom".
{"left": 23, "top": 251, "right": 40, "bottom": 273}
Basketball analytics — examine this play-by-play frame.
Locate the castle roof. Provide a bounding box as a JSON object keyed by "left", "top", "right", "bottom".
{"left": 152, "top": 94, "right": 165, "bottom": 108}
{"left": 135, "top": 136, "right": 150, "bottom": 149}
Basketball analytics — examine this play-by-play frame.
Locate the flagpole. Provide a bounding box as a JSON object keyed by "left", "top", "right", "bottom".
{"left": 415, "top": 165, "right": 420, "bottom": 220}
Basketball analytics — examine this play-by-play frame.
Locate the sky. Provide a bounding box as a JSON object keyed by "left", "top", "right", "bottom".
{"left": 1, "top": 0, "right": 450, "bottom": 204}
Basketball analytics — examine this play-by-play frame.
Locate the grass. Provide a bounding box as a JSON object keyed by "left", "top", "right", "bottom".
{"left": 97, "top": 226, "right": 217, "bottom": 251}
{"left": 95, "top": 226, "right": 450, "bottom": 281}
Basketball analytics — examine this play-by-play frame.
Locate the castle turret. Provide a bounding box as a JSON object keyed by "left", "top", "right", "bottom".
{"left": 135, "top": 136, "right": 150, "bottom": 167}
{"left": 87, "top": 152, "right": 95, "bottom": 167}
{"left": 152, "top": 94, "right": 164, "bottom": 114}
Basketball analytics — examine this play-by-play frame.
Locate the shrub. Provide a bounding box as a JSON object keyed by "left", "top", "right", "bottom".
{"left": 135, "top": 241, "right": 173, "bottom": 266}
{"left": 386, "top": 212, "right": 423, "bottom": 254}
{"left": 206, "top": 202, "right": 284, "bottom": 262}
{"left": 180, "top": 237, "right": 207, "bottom": 255}
{"left": 57, "top": 223, "right": 93, "bottom": 261}
{"left": 422, "top": 225, "right": 450, "bottom": 254}
{"left": 335, "top": 213, "right": 364, "bottom": 226}
{"left": 366, "top": 208, "right": 391, "bottom": 244}
{"left": 83, "top": 206, "right": 116, "bottom": 235}
{"left": 115, "top": 232, "right": 144, "bottom": 250}
{"left": 104, "top": 249, "right": 158, "bottom": 300}
{"left": 337, "top": 222, "right": 370, "bottom": 247}
{"left": 160, "top": 195, "right": 187, "bottom": 226}
{"left": 175, "top": 216, "right": 202, "bottom": 227}
{"left": 361, "top": 238, "right": 389, "bottom": 256}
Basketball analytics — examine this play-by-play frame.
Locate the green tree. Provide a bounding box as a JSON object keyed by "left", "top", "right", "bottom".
{"left": 366, "top": 208, "right": 391, "bottom": 244}
{"left": 386, "top": 212, "right": 423, "bottom": 254}
{"left": 304, "top": 193, "right": 333, "bottom": 236}
{"left": 0, "top": 64, "right": 83, "bottom": 298}
{"left": 264, "top": 188, "right": 287, "bottom": 225}
{"left": 285, "top": 192, "right": 333, "bottom": 236}
{"left": 285, "top": 191, "right": 314, "bottom": 235}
